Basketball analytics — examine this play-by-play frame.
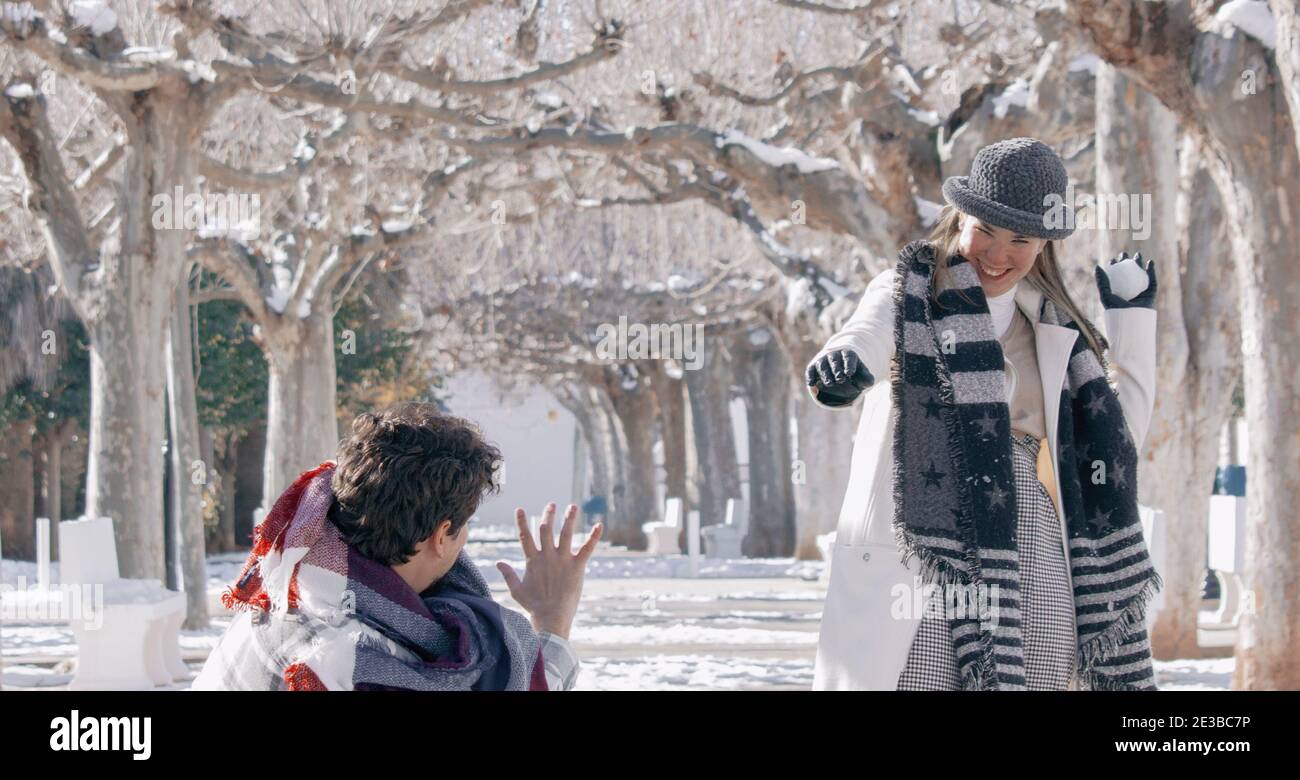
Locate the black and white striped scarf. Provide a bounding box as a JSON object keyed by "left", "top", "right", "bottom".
{"left": 889, "top": 239, "right": 1162, "bottom": 691}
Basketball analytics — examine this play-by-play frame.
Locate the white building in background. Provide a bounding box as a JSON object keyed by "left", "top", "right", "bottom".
{"left": 441, "top": 372, "right": 755, "bottom": 533}
{"left": 442, "top": 372, "right": 578, "bottom": 529}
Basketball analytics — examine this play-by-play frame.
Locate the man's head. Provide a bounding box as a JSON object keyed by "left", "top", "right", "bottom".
{"left": 329, "top": 403, "right": 502, "bottom": 593}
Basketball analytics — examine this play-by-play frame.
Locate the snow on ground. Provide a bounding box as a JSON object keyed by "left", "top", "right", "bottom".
{"left": 2, "top": 539, "right": 1236, "bottom": 690}
{"left": 574, "top": 622, "right": 819, "bottom": 648}
{"left": 575, "top": 655, "right": 814, "bottom": 691}
{"left": 1152, "top": 657, "right": 1236, "bottom": 691}
{"left": 201, "top": 532, "right": 827, "bottom": 592}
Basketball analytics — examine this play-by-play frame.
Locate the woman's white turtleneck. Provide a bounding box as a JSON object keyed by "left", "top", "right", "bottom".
{"left": 988, "top": 283, "right": 1019, "bottom": 339}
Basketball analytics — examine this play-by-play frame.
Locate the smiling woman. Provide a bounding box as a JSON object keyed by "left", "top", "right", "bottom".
{"left": 960, "top": 218, "right": 1043, "bottom": 292}
{"left": 926, "top": 204, "right": 1108, "bottom": 364}
{"left": 806, "top": 137, "right": 1161, "bottom": 691}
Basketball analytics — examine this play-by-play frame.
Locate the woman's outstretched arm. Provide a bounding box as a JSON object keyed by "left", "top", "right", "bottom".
{"left": 805, "top": 267, "right": 898, "bottom": 410}
{"left": 1097, "top": 254, "right": 1159, "bottom": 452}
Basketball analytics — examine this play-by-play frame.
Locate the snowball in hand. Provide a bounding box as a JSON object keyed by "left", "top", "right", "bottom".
{"left": 1100, "top": 253, "right": 1150, "bottom": 301}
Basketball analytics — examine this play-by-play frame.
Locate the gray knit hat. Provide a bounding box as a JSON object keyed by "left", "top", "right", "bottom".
{"left": 941, "top": 137, "right": 1075, "bottom": 240}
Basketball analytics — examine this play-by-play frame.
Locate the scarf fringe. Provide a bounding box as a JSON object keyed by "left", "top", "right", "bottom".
{"left": 960, "top": 657, "right": 997, "bottom": 691}
{"left": 893, "top": 522, "right": 1004, "bottom": 691}
{"left": 220, "top": 587, "right": 268, "bottom": 613}
{"left": 1075, "top": 568, "right": 1164, "bottom": 690}
{"left": 891, "top": 524, "right": 971, "bottom": 588}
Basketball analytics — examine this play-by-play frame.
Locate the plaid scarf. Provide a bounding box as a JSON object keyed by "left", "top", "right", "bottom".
{"left": 889, "top": 240, "right": 1162, "bottom": 690}
{"left": 205, "top": 462, "right": 548, "bottom": 691}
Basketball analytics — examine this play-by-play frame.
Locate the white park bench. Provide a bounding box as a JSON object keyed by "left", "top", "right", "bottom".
{"left": 1204, "top": 494, "right": 1247, "bottom": 632}
{"left": 642, "top": 497, "right": 683, "bottom": 556}
{"left": 701, "top": 497, "right": 747, "bottom": 559}
{"left": 58, "top": 516, "right": 188, "bottom": 690}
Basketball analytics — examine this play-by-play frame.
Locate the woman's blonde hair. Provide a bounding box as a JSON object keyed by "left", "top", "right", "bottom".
{"left": 926, "top": 204, "right": 1107, "bottom": 363}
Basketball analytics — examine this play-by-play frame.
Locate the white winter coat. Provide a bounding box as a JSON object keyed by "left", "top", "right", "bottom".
{"left": 809, "top": 266, "right": 1157, "bottom": 690}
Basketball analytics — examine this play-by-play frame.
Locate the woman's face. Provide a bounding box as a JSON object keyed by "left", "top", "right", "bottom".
{"left": 956, "top": 214, "right": 1044, "bottom": 297}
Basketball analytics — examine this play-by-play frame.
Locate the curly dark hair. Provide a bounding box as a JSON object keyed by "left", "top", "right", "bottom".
{"left": 328, "top": 402, "right": 503, "bottom": 565}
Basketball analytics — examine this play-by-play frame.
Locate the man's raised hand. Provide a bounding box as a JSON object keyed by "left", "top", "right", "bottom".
{"left": 496, "top": 502, "right": 601, "bottom": 640}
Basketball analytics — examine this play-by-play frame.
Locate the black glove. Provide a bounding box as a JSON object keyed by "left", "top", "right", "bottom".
{"left": 805, "top": 348, "right": 874, "bottom": 407}
{"left": 1096, "top": 251, "right": 1157, "bottom": 310}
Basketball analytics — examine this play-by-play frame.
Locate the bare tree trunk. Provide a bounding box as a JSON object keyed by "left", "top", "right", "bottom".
{"left": 568, "top": 380, "right": 632, "bottom": 538}
{"left": 1270, "top": 0, "right": 1300, "bottom": 161}
{"left": 646, "top": 362, "right": 690, "bottom": 548}
{"left": 42, "top": 425, "right": 66, "bottom": 527}
{"left": 647, "top": 362, "right": 688, "bottom": 504}
{"left": 1096, "top": 68, "right": 1237, "bottom": 661}
{"left": 261, "top": 312, "right": 341, "bottom": 513}
{"left": 95, "top": 98, "right": 204, "bottom": 579}
{"left": 553, "top": 383, "right": 612, "bottom": 516}
{"left": 1221, "top": 158, "right": 1300, "bottom": 690}
{"left": 0, "top": 420, "right": 36, "bottom": 560}
{"left": 36, "top": 421, "right": 70, "bottom": 561}
{"left": 0, "top": 89, "right": 205, "bottom": 579}
{"left": 89, "top": 206, "right": 197, "bottom": 585}
{"left": 586, "top": 386, "right": 620, "bottom": 525}
{"left": 792, "top": 389, "right": 854, "bottom": 560}
{"left": 166, "top": 273, "right": 210, "bottom": 629}
{"left": 682, "top": 391, "right": 701, "bottom": 514}
{"left": 605, "top": 369, "right": 655, "bottom": 551}
{"left": 581, "top": 385, "right": 626, "bottom": 531}
{"left": 736, "top": 328, "right": 796, "bottom": 558}
{"left": 84, "top": 277, "right": 172, "bottom": 578}
{"left": 684, "top": 340, "right": 741, "bottom": 529}
{"left": 62, "top": 426, "right": 88, "bottom": 521}
{"left": 234, "top": 425, "right": 266, "bottom": 547}
{"left": 772, "top": 321, "right": 855, "bottom": 561}
{"left": 1158, "top": 137, "right": 1238, "bottom": 661}
{"left": 1067, "top": 0, "right": 1300, "bottom": 691}
{"left": 212, "top": 430, "right": 240, "bottom": 553}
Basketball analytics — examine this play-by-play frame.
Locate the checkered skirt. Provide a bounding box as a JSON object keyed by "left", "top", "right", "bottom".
{"left": 896, "top": 431, "right": 1078, "bottom": 691}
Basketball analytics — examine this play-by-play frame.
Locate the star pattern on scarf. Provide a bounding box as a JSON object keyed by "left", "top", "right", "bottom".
{"left": 1084, "top": 391, "right": 1108, "bottom": 419}
{"left": 922, "top": 396, "right": 945, "bottom": 419}
{"left": 985, "top": 482, "right": 1010, "bottom": 510}
{"left": 1077, "top": 441, "right": 1094, "bottom": 463}
{"left": 922, "top": 460, "right": 946, "bottom": 488}
{"left": 1090, "top": 506, "right": 1114, "bottom": 530}
{"left": 972, "top": 411, "right": 999, "bottom": 439}
{"left": 1120, "top": 421, "right": 1135, "bottom": 447}
{"left": 1112, "top": 462, "right": 1129, "bottom": 490}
